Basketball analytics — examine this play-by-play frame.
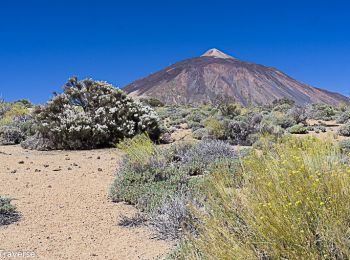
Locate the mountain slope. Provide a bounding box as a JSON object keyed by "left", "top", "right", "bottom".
{"left": 124, "top": 49, "right": 348, "bottom": 106}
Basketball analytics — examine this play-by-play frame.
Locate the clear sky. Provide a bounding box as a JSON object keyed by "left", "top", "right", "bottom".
{"left": 1, "top": 0, "right": 349, "bottom": 103}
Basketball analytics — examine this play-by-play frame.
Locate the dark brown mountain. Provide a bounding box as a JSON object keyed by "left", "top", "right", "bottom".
{"left": 124, "top": 49, "right": 348, "bottom": 106}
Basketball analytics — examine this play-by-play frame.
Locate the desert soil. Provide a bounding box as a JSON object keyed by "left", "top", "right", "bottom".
{"left": 0, "top": 145, "right": 172, "bottom": 260}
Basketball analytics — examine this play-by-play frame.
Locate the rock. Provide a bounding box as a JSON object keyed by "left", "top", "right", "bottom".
{"left": 98, "top": 168, "right": 103, "bottom": 172}
{"left": 18, "top": 161, "right": 24, "bottom": 164}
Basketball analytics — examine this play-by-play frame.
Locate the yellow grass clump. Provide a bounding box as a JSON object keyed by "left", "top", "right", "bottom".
{"left": 181, "top": 136, "right": 350, "bottom": 259}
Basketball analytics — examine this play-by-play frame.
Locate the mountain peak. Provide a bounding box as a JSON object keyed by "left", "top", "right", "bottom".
{"left": 201, "top": 48, "right": 234, "bottom": 59}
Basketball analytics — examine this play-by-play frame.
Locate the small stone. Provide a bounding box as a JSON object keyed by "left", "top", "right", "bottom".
{"left": 98, "top": 168, "right": 103, "bottom": 172}
{"left": 44, "top": 164, "right": 49, "bottom": 168}
{"left": 73, "top": 163, "right": 78, "bottom": 167}
{"left": 35, "top": 169, "right": 41, "bottom": 172}
{"left": 11, "top": 170, "right": 17, "bottom": 173}
{"left": 67, "top": 167, "right": 72, "bottom": 171}
{"left": 53, "top": 168, "right": 61, "bottom": 172}
{"left": 65, "top": 157, "right": 70, "bottom": 160}
{"left": 48, "top": 185, "right": 52, "bottom": 188}
{"left": 97, "top": 156, "right": 101, "bottom": 159}
{"left": 18, "top": 161, "right": 24, "bottom": 164}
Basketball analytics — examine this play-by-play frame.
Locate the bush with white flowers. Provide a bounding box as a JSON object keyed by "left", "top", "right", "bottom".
{"left": 23, "top": 77, "right": 161, "bottom": 150}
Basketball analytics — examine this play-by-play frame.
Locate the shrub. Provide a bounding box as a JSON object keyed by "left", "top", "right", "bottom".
{"left": 0, "top": 197, "right": 20, "bottom": 226}
{"left": 0, "top": 126, "right": 25, "bottom": 145}
{"left": 223, "top": 118, "right": 257, "bottom": 145}
{"left": 23, "top": 77, "right": 161, "bottom": 150}
{"left": 219, "top": 102, "right": 241, "bottom": 118}
{"left": 339, "top": 139, "right": 350, "bottom": 153}
{"left": 272, "top": 103, "right": 292, "bottom": 113}
{"left": 287, "top": 106, "right": 307, "bottom": 124}
{"left": 118, "top": 213, "right": 147, "bottom": 227}
{"left": 314, "top": 125, "right": 327, "bottom": 133}
{"left": 181, "top": 136, "right": 350, "bottom": 259}
{"left": 151, "top": 195, "right": 193, "bottom": 240}
{"left": 140, "top": 97, "right": 164, "bottom": 107}
{"left": 111, "top": 136, "right": 238, "bottom": 239}
{"left": 116, "top": 134, "right": 156, "bottom": 165}
{"left": 307, "top": 104, "right": 336, "bottom": 121}
{"left": 336, "top": 110, "right": 350, "bottom": 124}
{"left": 192, "top": 128, "right": 208, "bottom": 140}
{"left": 187, "top": 121, "right": 203, "bottom": 131}
{"left": 0, "top": 101, "right": 33, "bottom": 142}
{"left": 338, "top": 122, "right": 350, "bottom": 137}
{"left": 288, "top": 124, "right": 308, "bottom": 134}
{"left": 203, "top": 118, "right": 224, "bottom": 139}
{"left": 272, "top": 97, "right": 295, "bottom": 107}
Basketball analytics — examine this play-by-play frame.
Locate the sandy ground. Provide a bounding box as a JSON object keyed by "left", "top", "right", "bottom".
{"left": 0, "top": 145, "right": 172, "bottom": 260}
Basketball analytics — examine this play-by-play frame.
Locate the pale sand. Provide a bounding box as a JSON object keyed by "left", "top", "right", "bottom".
{"left": 0, "top": 145, "right": 172, "bottom": 260}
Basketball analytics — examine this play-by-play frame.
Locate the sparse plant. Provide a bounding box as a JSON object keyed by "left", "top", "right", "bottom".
{"left": 0, "top": 197, "right": 20, "bottom": 226}
{"left": 118, "top": 213, "right": 147, "bottom": 227}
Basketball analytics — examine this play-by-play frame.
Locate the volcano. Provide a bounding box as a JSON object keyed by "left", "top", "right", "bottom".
{"left": 124, "top": 49, "right": 348, "bottom": 106}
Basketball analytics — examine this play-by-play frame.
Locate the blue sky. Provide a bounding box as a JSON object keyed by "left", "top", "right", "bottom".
{"left": 0, "top": 0, "right": 349, "bottom": 103}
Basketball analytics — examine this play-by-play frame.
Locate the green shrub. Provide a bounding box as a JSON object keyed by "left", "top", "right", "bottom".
{"left": 288, "top": 124, "right": 308, "bottom": 134}
{"left": 180, "top": 136, "right": 350, "bottom": 259}
{"left": 0, "top": 101, "right": 33, "bottom": 144}
{"left": 307, "top": 104, "right": 336, "bottom": 121}
{"left": 314, "top": 125, "right": 327, "bottom": 133}
{"left": 272, "top": 98, "right": 295, "bottom": 107}
{"left": 140, "top": 97, "right": 165, "bottom": 107}
{"left": 23, "top": 77, "right": 161, "bottom": 150}
{"left": 117, "top": 134, "right": 156, "bottom": 165}
{"left": 272, "top": 103, "right": 293, "bottom": 113}
{"left": 0, "top": 197, "right": 20, "bottom": 225}
{"left": 192, "top": 128, "right": 208, "bottom": 140}
{"left": 187, "top": 121, "right": 203, "bottom": 131}
{"left": 219, "top": 102, "right": 241, "bottom": 118}
{"left": 203, "top": 118, "right": 224, "bottom": 139}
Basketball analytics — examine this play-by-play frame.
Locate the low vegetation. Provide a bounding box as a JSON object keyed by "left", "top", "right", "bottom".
{"left": 110, "top": 134, "right": 240, "bottom": 239}
{"left": 174, "top": 136, "right": 350, "bottom": 259}
{"left": 0, "top": 197, "right": 20, "bottom": 226}
{"left": 2, "top": 79, "right": 350, "bottom": 258}
{"left": 0, "top": 99, "right": 33, "bottom": 145}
